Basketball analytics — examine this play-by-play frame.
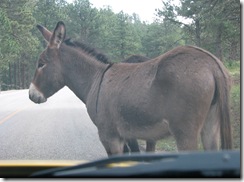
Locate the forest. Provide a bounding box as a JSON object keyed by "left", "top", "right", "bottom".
{"left": 0, "top": 0, "right": 240, "bottom": 90}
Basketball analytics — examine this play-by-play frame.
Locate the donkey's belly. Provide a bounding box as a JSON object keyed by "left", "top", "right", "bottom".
{"left": 119, "top": 119, "right": 171, "bottom": 140}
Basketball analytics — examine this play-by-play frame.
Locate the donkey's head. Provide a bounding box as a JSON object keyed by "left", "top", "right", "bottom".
{"left": 29, "top": 21, "right": 66, "bottom": 103}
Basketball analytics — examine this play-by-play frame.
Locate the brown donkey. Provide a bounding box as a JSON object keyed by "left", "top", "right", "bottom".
{"left": 29, "top": 21, "right": 232, "bottom": 156}
{"left": 122, "top": 55, "right": 157, "bottom": 153}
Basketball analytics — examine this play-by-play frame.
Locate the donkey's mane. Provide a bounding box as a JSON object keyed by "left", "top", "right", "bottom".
{"left": 64, "top": 38, "right": 110, "bottom": 64}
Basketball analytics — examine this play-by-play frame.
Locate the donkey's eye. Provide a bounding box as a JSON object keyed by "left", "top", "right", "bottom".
{"left": 38, "top": 63, "right": 45, "bottom": 68}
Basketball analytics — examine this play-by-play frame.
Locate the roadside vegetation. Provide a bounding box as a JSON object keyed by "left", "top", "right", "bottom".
{"left": 0, "top": 0, "right": 240, "bottom": 91}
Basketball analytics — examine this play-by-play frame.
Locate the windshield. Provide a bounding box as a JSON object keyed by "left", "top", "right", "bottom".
{"left": 0, "top": 0, "right": 240, "bottom": 178}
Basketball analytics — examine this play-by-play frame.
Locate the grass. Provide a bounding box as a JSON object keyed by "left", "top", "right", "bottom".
{"left": 230, "top": 77, "right": 240, "bottom": 149}
{"left": 154, "top": 61, "right": 241, "bottom": 152}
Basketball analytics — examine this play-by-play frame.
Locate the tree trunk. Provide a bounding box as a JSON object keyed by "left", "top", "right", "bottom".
{"left": 215, "top": 23, "right": 223, "bottom": 61}
{"left": 14, "top": 62, "right": 17, "bottom": 89}
{"left": 195, "top": 19, "right": 201, "bottom": 47}
{"left": 25, "top": 65, "right": 30, "bottom": 88}
{"left": 17, "top": 60, "right": 20, "bottom": 89}
{"left": 20, "top": 62, "right": 25, "bottom": 89}
{"left": 8, "top": 62, "right": 12, "bottom": 88}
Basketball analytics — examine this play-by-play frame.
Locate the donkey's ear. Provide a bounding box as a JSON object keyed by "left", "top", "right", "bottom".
{"left": 37, "top": 24, "right": 52, "bottom": 42}
{"left": 49, "top": 21, "right": 66, "bottom": 49}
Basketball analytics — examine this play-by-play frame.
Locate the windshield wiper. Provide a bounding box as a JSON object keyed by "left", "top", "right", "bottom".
{"left": 31, "top": 150, "right": 240, "bottom": 178}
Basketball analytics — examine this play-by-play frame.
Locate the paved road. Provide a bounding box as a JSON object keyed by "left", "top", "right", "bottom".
{"left": 0, "top": 87, "right": 107, "bottom": 161}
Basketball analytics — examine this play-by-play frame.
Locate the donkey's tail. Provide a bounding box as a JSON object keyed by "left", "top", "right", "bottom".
{"left": 215, "top": 70, "right": 233, "bottom": 150}
{"left": 206, "top": 51, "right": 233, "bottom": 150}
{"left": 190, "top": 45, "right": 233, "bottom": 149}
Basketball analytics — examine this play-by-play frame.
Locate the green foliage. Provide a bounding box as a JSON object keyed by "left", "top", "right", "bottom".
{"left": 229, "top": 70, "right": 240, "bottom": 149}
{"left": 65, "top": 0, "right": 98, "bottom": 40}
{"left": 33, "top": 0, "right": 68, "bottom": 28}
{"left": 156, "top": 137, "right": 177, "bottom": 152}
{"left": 0, "top": 0, "right": 39, "bottom": 89}
{"left": 142, "top": 21, "right": 184, "bottom": 57}
{"left": 0, "top": 0, "right": 240, "bottom": 90}
{"left": 156, "top": 0, "right": 240, "bottom": 61}
{"left": 110, "top": 11, "right": 142, "bottom": 60}
{"left": 224, "top": 61, "right": 240, "bottom": 74}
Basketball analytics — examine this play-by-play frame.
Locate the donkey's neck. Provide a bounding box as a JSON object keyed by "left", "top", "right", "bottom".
{"left": 60, "top": 46, "right": 108, "bottom": 104}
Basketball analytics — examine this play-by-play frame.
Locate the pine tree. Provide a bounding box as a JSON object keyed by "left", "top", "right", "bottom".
{"left": 0, "top": 0, "right": 39, "bottom": 90}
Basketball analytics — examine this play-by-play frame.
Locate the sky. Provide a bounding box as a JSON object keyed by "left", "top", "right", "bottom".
{"left": 89, "top": 0, "right": 163, "bottom": 23}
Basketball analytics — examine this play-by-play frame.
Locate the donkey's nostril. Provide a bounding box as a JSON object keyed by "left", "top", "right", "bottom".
{"left": 29, "top": 83, "right": 47, "bottom": 103}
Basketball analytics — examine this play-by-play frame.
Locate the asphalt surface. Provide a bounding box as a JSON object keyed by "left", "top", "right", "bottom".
{"left": 0, "top": 87, "right": 107, "bottom": 161}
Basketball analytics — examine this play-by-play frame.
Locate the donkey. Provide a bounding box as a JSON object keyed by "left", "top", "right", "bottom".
{"left": 122, "top": 55, "right": 157, "bottom": 153}
{"left": 29, "top": 21, "right": 232, "bottom": 156}
{"left": 122, "top": 55, "right": 150, "bottom": 63}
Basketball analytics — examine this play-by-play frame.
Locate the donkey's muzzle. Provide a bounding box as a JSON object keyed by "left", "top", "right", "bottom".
{"left": 29, "top": 83, "right": 47, "bottom": 104}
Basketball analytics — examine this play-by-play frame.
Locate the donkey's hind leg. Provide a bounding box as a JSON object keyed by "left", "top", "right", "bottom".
{"left": 201, "top": 104, "right": 220, "bottom": 150}
{"left": 174, "top": 132, "right": 198, "bottom": 151}
{"left": 146, "top": 140, "right": 156, "bottom": 152}
{"left": 170, "top": 119, "right": 200, "bottom": 151}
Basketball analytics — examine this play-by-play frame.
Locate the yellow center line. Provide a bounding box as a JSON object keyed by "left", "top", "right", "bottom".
{"left": 0, "top": 104, "right": 32, "bottom": 125}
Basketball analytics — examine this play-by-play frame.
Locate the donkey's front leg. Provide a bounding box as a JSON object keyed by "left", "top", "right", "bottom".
{"left": 98, "top": 131, "right": 125, "bottom": 156}
{"left": 124, "top": 139, "right": 140, "bottom": 153}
